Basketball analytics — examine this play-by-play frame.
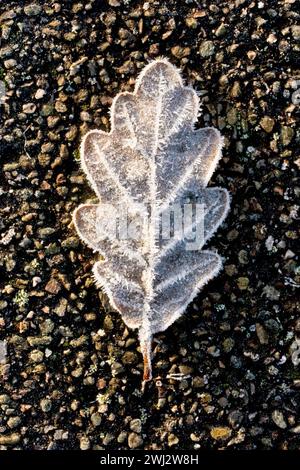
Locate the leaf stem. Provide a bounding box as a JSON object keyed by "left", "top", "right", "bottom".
{"left": 139, "top": 333, "right": 152, "bottom": 389}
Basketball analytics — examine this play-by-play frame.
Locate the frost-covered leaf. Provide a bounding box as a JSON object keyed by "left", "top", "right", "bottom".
{"left": 73, "top": 58, "right": 230, "bottom": 385}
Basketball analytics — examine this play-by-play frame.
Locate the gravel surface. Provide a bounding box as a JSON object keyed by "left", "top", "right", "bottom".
{"left": 0, "top": 0, "right": 299, "bottom": 450}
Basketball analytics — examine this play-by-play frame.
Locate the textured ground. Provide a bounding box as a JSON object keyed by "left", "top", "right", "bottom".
{"left": 0, "top": 0, "right": 299, "bottom": 450}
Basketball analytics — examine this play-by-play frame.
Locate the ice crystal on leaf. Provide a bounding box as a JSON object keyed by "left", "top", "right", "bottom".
{"left": 73, "top": 58, "right": 230, "bottom": 387}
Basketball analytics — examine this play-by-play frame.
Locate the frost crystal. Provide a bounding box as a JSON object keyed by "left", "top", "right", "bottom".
{"left": 73, "top": 58, "right": 230, "bottom": 385}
